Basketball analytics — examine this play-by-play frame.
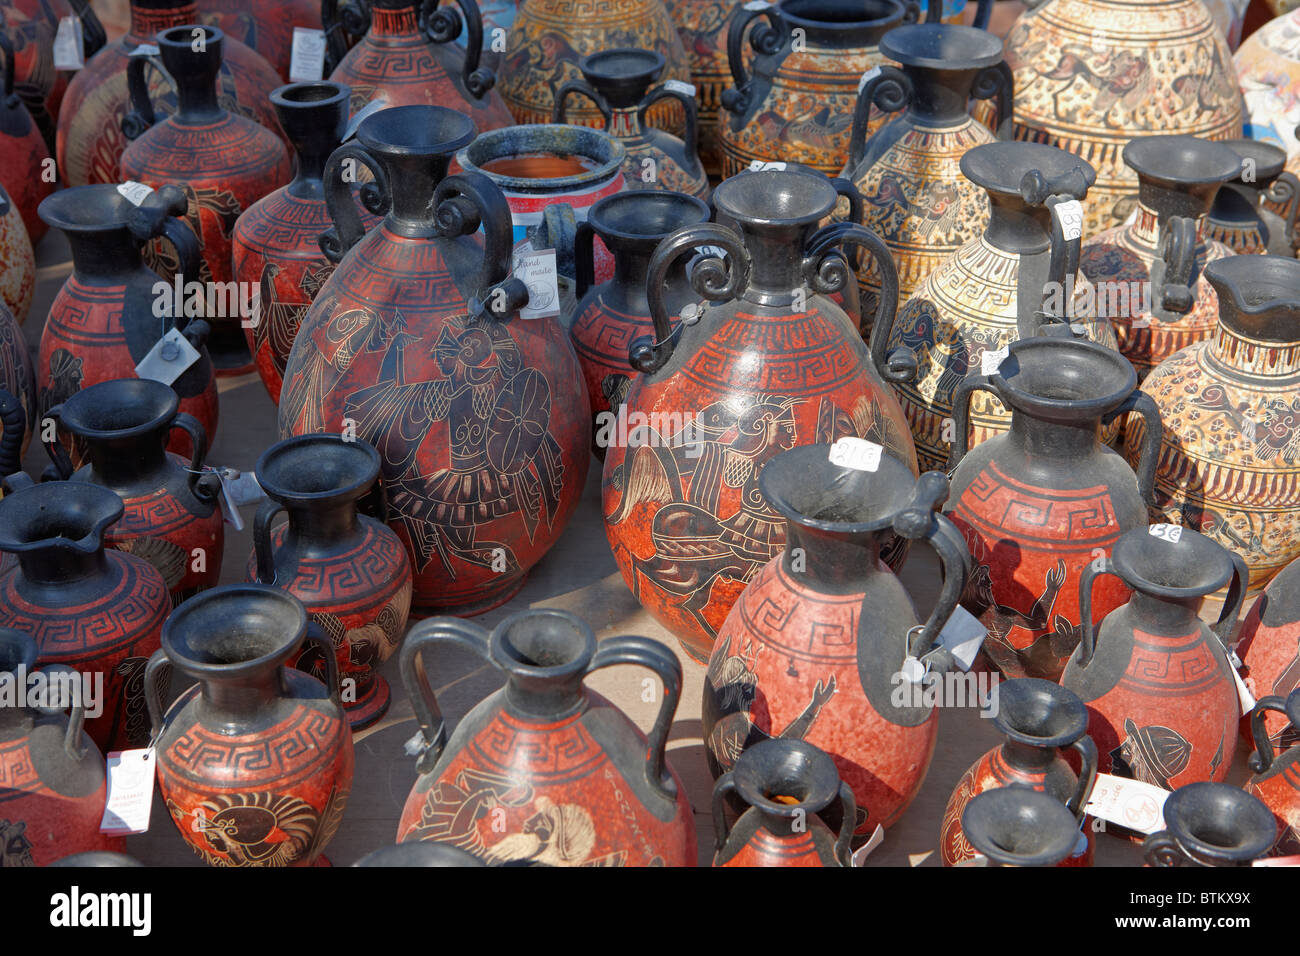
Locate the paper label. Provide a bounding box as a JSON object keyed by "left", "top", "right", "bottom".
{"left": 217, "top": 468, "right": 265, "bottom": 508}
{"left": 1083, "top": 773, "right": 1170, "bottom": 836}
{"left": 828, "top": 436, "right": 882, "bottom": 472}
{"left": 130, "top": 43, "right": 160, "bottom": 57}
{"left": 117, "top": 181, "right": 155, "bottom": 206}
{"left": 53, "top": 16, "right": 84, "bottom": 70}
{"left": 858, "top": 65, "right": 882, "bottom": 94}
{"left": 936, "top": 604, "right": 986, "bottom": 672}
{"left": 663, "top": 79, "right": 696, "bottom": 98}
{"left": 512, "top": 246, "right": 560, "bottom": 320}
{"left": 899, "top": 655, "right": 926, "bottom": 685}
{"left": 1230, "top": 660, "right": 1256, "bottom": 716}
{"left": 289, "top": 27, "right": 327, "bottom": 82}
{"left": 100, "top": 749, "right": 156, "bottom": 835}
{"left": 1148, "top": 523, "right": 1182, "bottom": 543}
{"left": 1054, "top": 199, "right": 1084, "bottom": 241}
{"left": 981, "top": 345, "right": 1008, "bottom": 376}
{"left": 747, "top": 160, "right": 787, "bottom": 172}
{"left": 135, "top": 327, "right": 200, "bottom": 387}
{"left": 743, "top": 0, "right": 771, "bottom": 10}
{"left": 850, "top": 824, "right": 884, "bottom": 867}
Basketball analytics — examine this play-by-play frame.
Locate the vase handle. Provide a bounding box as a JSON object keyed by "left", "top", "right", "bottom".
{"left": 1154, "top": 214, "right": 1197, "bottom": 317}
{"left": 433, "top": 171, "right": 528, "bottom": 313}
{"left": 1141, "top": 830, "right": 1190, "bottom": 867}
{"left": 168, "top": 412, "right": 219, "bottom": 501}
{"left": 1077, "top": 557, "right": 1121, "bottom": 667}
{"left": 720, "top": 2, "right": 783, "bottom": 118}
{"left": 68, "top": 0, "right": 107, "bottom": 60}
{"left": 574, "top": 219, "right": 596, "bottom": 302}
{"left": 946, "top": 374, "right": 1001, "bottom": 471}
{"left": 399, "top": 617, "right": 494, "bottom": 774}
{"left": 639, "top": 84, "right": 701, "bottom": 167}
{"left": 832, "top": 782, "right": 857, "bottom": 867}
{"left": 710, "top": 772, "right": 738, "bottom": 852}
{"left": 321, "top": 0, "right": 372, "bottom": 72}
{"left": 1066, "top": 735, "right": 1099, "bottom": 823}
{"left": 971, "top": 61, "right": 1014, "bottom": 141}
{"left": 586, "top": 635, "right": 683, "bottom": 801}
{"left": 0, "top": 32, "right": 15, "bottom": 103}
{"left": 0, "top": 389, "right": 23, "bottom": 481}
{"left": 637, "top": 222, "right": 749, "bottom": 374}
{"left": 552, "top": 79, "right": 611, "bottom": 128}
{"left": 892, "top": 470, "right": 969, "bottom": 665}
{"left": 846, "top": 65, "right": 912, "bottom": 172}
{"left": 144, "top": 648, "right": 172, "bottom": 745}
{"left": 40, "top": 403, "right": 75, "bottom": 479}
{"left": 302, "top": 620, "right": 343, "bottom": 705}
{"left": 252, "top": 499, "right": 287, "bottom": 586}
{"left": 321, "top": 142, "right": 391, "bottom": 263}
{"left": 1018, "top": 166, "right": 1090, "bottom": 337}
{"left": 1102, "top": 388, "right": 1161, "bottom": 507}
{"left": 121, "top": 50, "right": 172, "bottom": 140}
{"left": 1247, "top": 694, "right": 1290, "bottom": 774}
{"left": 423, "top": 0, "right": 496, "bottom": 98}
{"left": 1264, "top": 171, "right": 1300, "bottom": 250}
{"left": 1210, "top": 550, "right": 1250, "bottom": 649}
{"left": 129, "top": 185, "right": 204, "bottom": 326}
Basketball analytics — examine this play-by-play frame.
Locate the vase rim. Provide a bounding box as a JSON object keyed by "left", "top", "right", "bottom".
{"left": 880, "top": 23, "right": 1003, "bottom": 70}
{"left": 39, "top": 185, "right": 142, "bottom": 234}
{"left": 731, "top": 738, "right": 842, "bottom": 818}
{"left": 161, "top": 583, "right": 307, "bottom": 680}
{"left": 993, "top": 678, "right": 1088, "bottom": 748}
{"left": 1123, "top": 135, "right": 1242, "bottom": 188}
{"left": 961, "top": 787, "right": 1080, "bottom": 867}
{"left": 255, "top": 433, "right": 381, "bottom": 506}
{"left": 711, "top": 168, "right": 836, "bottom": 227}
{"left": 1110, "top": 525, "right": 1235, "bottom": 601}
{"left": 1204, "top": 255, "right": 1300, "bottom": 340}
{"left": 0, "top": 482, "right": 123, "bottom": 557}
{"left": 587, "top": 190, "right": 710, "bottom": 245}
{"left": 961, "top": 142, "right": 1096, "bottom": 199}
{"left": 1222, "top": 138, "right": 1286, "bottom": 183}
{"left": 490, "top": 609, "right": 596, "bottom": 682}
{"left": 579, "top": 47, "right": 665, "bottom": 91}
{"left": 990, "top": 338, "right": 1136, "bottom": 421}
{"left": 270, "top": 80, "right": 351, "bottom": 113}
{"left": 1161, "top": 782, "right": 1277, "bottom": 864}
{"left": 357, "top": 105, "right": 476, "bottom": 158}
{"left": 777, "top": 0, "right": 907, "bottom": 32}
{"left": 456, "top": 124, "right": 625, "bottom": 193}
{"left": 55, "top": 378, "right": 179, "bottom": 443}
{"left": 759, "top": 443, "right": 918, "bottom": 535}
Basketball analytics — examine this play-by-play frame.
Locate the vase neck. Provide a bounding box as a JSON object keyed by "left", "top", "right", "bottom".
{"left": 503, "top": 672, "right": 586, "bottom": 720}
{"left": 371, "top": 2, "right": 420, "bottom": 39}
{"left": 83, "top": 434, "right": 170, "bottom": 485}
{"left": 984, "top": 197, "right": 1050, "bottom": 255}
{"left": 281, "top": 499, "right": 363, "bottom": 551}
{"left": 1129, "top": 201, "right": 1209, "bottom": 250}
{"left": 171, "top": 68, "right": 224, "bottom": 125}
{"left": 1006, "top": 407, "right": 1102, "bottom": 464}
{"left": 380, "top": 153, "right": 454, "bottom": 232}
{"left": 1125, "top": 589, "right": 1201, "bottom": 634}
{"left": 196, "top": 668, "right": 284, "bottom": 726}
{"left": 737, "top": 221, "right": 815, "bottom": 298}
{"left": 1001, "top": 737, "right": 1055, "bottom": 774}
{"left": 66, "top": 228, "right": 146, "bottom": 280}
{"left": 129, "top": 0, "right": 193, "bottom": 40}
{"left": 608, "top": 107, "right": 643, "bottom": 139}
{"left": 1209, "top": 322, "right": 1300, "bottom": 378}
{"left": 906, "top": 66, "right": 979, "bottom": 126}
{"left": 782, "top": 519, "right": 885, "bottom": 594}
{"left": 16, "top": 548, "right": 111, "bottom": 588}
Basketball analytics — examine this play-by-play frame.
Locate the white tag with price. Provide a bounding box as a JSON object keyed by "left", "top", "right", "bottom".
{"left": 858, "top": 65, "right": 882, "bottom": 94}
{"left": 117, "top": 181, "right": 155, "bottom": 206}
{"left": 663, "top": 79, "right": 696, "bottom": 98}
{"left": 981, "top": 345, "right": 1008, "bottom": 376}
{"left": 1227, "top": 651, "right": 1257, "bottom": 716}
{"left": 289, "top": 28, "right": 327, "bottom": 82}
{"left": 850, "top": 824, "right": 884, "bottom": 866}
{"left": 1084, "top": 773, "right": 1169, "bottom": 835}
{"left": 130, "top": 43, "right": 160, "bottom": 57}
{"left": 1148, "top": 523, "right": 1182, "bottom": 543}
{"left": 1053, "top": 199, "right": 1084, "bottom": 241}
{"left": 743, "top": 0, "right": 771, "bottom": 9}
{"left": 512, "top": 245, "right": 560, "bottom": 320}
{"left": 937, "top": 604, "right": 986, "bottom": 673}
{"left": 135, "top": 327, "right": 200, "bottom": 387}
{"left": 829, "top": 436, "right": 882, "bottom": 472}
{"left": 100, "top": 749, "right": 156, "bottom": 835}
{"left": 748, "top": 160, "right": 787, "bottom": 171}
{"left": 53, "top": 16, "right": 84, "bottom": 70}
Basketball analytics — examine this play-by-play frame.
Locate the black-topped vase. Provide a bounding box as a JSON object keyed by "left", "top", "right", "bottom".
{"left": 1207, "top": 139, "right": 1299, "bottom": 257}
{"left": 1143, "top": 783, "right": 1277, "bottom": 866}
{"left": 961, "top": 786, "right": 1083, "bottom": 867}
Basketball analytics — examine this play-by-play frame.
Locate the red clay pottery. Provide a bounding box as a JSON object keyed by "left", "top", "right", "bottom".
{"left": 603, "top": 168, "right": 919, "bottom": 662}
{"left": 712, "top": 738, "right": 855, "bottom": 867}
{"left": 0, "top": 628, "right": 124, "bottom": 866}
{"left": 1125, "top": 255, "right": 1300, "bottom": 603}
{"left": 553, "top": 48, "right": 709, "bottom": 201}
{"left": 248, "top": 434, "right": 412, "bottom": 730}
{"left": 233, "top": 80, "right": 374, "bottom": 405}
{"left": 120, "top": 25, "right": 292, "bottom": 375}
{"left": 57, "top": 0, "right": 281, "bottom": 189}
{"left": 325, "top": 0, "right": 512, "bottom": 130}
{"left": 1236, "top": 553, "right": 1300, "bottom": 749}
{"left": 1207, "top": 139, "right": 1299, "bottom": 257}
{"left": 0, "top": 281, "right": 33, "bottom": 468}
{"left": 571, "top": 189, "right": 710, "bottom": 452}
{"left": 43, "top": 378, "right": 224, "bottom": 606}
{"left": 0, "top": 31, "right": 53, "bottom": 244}
{"left": 1004, "top": 0, "right": 1244, "bottom": 237}
{"left": 1062, "top": 525, "right": 1245, "bottom": 788}
{"left": 397, "top": 608, "right": 696, "bottom": 866}
{"left": 0, "top": 0, "right": 104, "bottom": 149}
{"left": 0, "top": 477, "right": 169, "bottom": 752}
{"left": 1143, "top": 782, "right": 1276, "bottom": 866}
{"left": 278, "top": 105, "right": 589, "bottom": 617}
{"left": 198, "top": 0, "right": 323, "bottom": 79}
{"left": 1078, "top": 135, "right": 1240, "bottom": 380}
{"left": 961, "top": 786, "right": 1083, "bottom": 866}
{"left": 941, "top": 677, "right": 1096, "bottom": 866}
{"left": 945, "top": 337, "right": 1159, "bottom": 681}
{"left": 663, "top": 0, "right": 738, "bottom": 174}
{"left": 1247, "top": 689, "right": 1300, "bottom": 856}
{"left": 146, "top": 584, "right": 354, "bottom": 867}
{"left": 37, "top": 184, "right": 218, "bottom": 461}
{"left": 0, "top": 182, "right": 32, "bottom": 323}
{"left": 703, "top": 447, "right": 968, "bottom": 834}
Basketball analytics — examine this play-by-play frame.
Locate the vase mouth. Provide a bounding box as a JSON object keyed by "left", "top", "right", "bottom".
{"left": 491, "top": 609, "right": 595, "bottom": 681}
{"left": 456, "top": 124, "right": 625, "bottom": 192}
{"left": 993, "top": 678, "right": 1088, "bottom": 748}
{"left": 162, "top": 584, "right": 307, "bottom": 678}
{"left": 1123, "top": 135, "right": 1241, "bottom": 188}
{"left": 711, "top": 168, "right": 836, "bottom": 227}
{"left": 731, "top": 738, "right": 841, "bottom": 818}
{"left": 356, "top": 105, "right": 477, "bottom": 158}
{"left": 0, "top": 482, "right": 122, "bottom": 556}
{"left": 880, "top": 23, "right": 1003, "bottom": 70}
{"left": 1110, "top": 525, "right": 1235, "bottom": 600}
{"left": 39, "top": 185, "right": 141, "bottom": 233}
{"left": 588, "top": 190, "right": 710, "bottom": 245}
{"left": 255, "top": 434, "right": 381, "bottom": 506}
{"left": 579, "top": 47, "right": 665, "bottom": 95}
{"left": 0, "top": 628, "right": 37, "bottom": 677}
{"left": 990, "top": 338, "right": 1136, "bottom": 421}
{"left": 778, "top": 0, "right": 906, "bottom": 32}
{"left": 759, "top": 444, "right": 918, "bottom": 535}
{"left": 1161, "top": 783, "right": 1277, "bottom": 864}
{"left": 1204, "top": 255, "right": 1300, "bottom": 341}
{"left": 270, "top": 80, "right": 350, "bottom": 113}
{"left": 961, "top": 787, "right": 1080, "bottom": 867}
{"left": 960, "top": 142, "right": 1096, "bottom": 200}
{"left": 55, "top": 378, "right": 179, "bottom": 443}
{"left": 1223, "top": 138, "right": 1286, "bottom": 184}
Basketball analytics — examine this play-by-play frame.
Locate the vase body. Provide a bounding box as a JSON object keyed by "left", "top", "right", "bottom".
{"left": 148, "top": 585, "right": 354, "bottom": 867}
{"left": 45, "top": 378, "right": 224, "bottom": 606}
{"left": 0, "top": 293, "right": 33, "bottom": 466}
{"left": 663, "top": 0, "right": 737, "bottom": 174}
{"left": 120, "top": 26, "right": 293, "bottom": 375}
{"left": 56, "top": 0, "right": 282, "bottom": 189}
{"left": 232, "top": 81, "right": 375, "bottom": 405}
{"left": 1246, "top": 691, "right": 1300, "bottom": 855}
{"left": 940, "top": 677, "right": 1096, "bottom": 866}
{"left": 247, "top": 435, "right": 412, "bottom": 730}
{"left": 717, "top": 0, "right": 912, "bottom": 178}
{"left": 198, "top": 0, "right": 322, "bottom": 79}
{"left": 886, "top": 142, "right": 1117, "bottom": 473}
{"left": 0, "top": 185, "right": 33, "bottom": 323}
{"left": 397, "top": 609, "right": 696, "bottom": 866}
{"left": 1062, "top": 526, "right": 1243, "bottom": 790}
{"left": 603, "top": 169, "right": 919, "bottom": 663}
{"left": 0, "top": 480, "right": 169, "bottom": 752}
{"left": 1005, "top": 0, "right": 1243, "bottom": 237}
{"left": 1236, "top": 8, "right": 1300, "bottom": 156}
{"left": 703, "top": 446, "right": 966, "bottom": 834}
{"left": 1143, "top": 782, "right": 1277, "bottom": 865}
{"left": 0, "top": 629, "right": 124, "bottom": 866}
{"left": 569, "top": 189, "right": 709, "bottom": 453}
{"left": 327, "top": 0, "right": 513, "bottom": 131}
{"left": 1236, "top": 554, "right": 1300, "bottom": 748}
{"left": 0, "top": 0, "right": 101, "bottom": 148}
{"left": 279, "top": 106, "right": 590, "bottom": 617}
{"left": 1206, "top": 139, "right": 1299, "bottom": 256}
{"left": 1124, "top": 255, "right": 1300, "bottom": 601}
{"left": 37, "top": 185, "right": 218, "bottom": 461}
{"left": 0, "top": 33, "right": 53, "bottom": 245}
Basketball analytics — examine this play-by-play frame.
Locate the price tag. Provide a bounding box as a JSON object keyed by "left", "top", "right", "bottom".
{"left": 662, "top": 79, "right": 696, "bottom": 98}
{"left": 743, "top": 0, "right": 771, "bottom": 9}
{"left": 135, "top": 327, "right": 201, "bottom": 387}
{"left": 1229, "top": 656, "right": 1256, "bottom": 716}
{"left": 210, "top": 468, "right": 252, "bottom": 531}
{"left": 980, "top": 345, "right": 1008, "bottom": 376}
{"left": 100, "top": 749, "right": 156, "bottom": 835}
{"left": 899, "top": 655, "right": 926, "bottom": 685}
{"left": 747, "top": 160, "right": 787, "bottom": 172}
{"left": 117, "top": 181, "right": 155, "bottom": 206}
{"left": 858, "top": 65, "right": 882, "bottom": 94}
{"left": 130, "top": 43, "right": 160, "bottom": 57}
{"left": 828, "top": 436, "right": 882, "bottom": 472}
{"left": 53, "top": 16, "right": 84, "bottom": 71}
{"left": 1053, "top": 199, "right": 1084, "bottom": 241}
{"left": 512, "top": 245, "right": 560, "bottom": 320}
{"left": 215, "top": 468, "right": 265, "bottom": 508}
{"left": 1083, "top": 773, "right": 1170, "bottom": 836}
{"left": 289, "top": 27, "right": 327, "bottom": 82}
{"left": 1148, "top": 523, "right": 1182, "bottom": 543}
{"left": 937, "top": 604, "right": 986, "bottom": 673}
{"left": 850, "top": 824, "right": 884, "bottom": 867}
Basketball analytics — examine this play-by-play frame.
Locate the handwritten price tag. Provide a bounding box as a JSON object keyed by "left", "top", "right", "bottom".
{"left": 663, "top": 79, "right": 696, "bottom": 98}
{"left": 1084, "top": 773, "right": 1170, "bottom": 836}
{"left": 1053, "top": 199, "right": 1084, "bottom": 241}
{"left": 117, "top": 181, "right": 155, "bottom": 206}
{"left": 981, "top": 345, "right": 1008, "bottom": 376}
{"left": 53, "top": 16, "right": 84, "bottom": 70}
{"left": 748, "top": 160, "right": 787, "bottom": 171}
{"left": 829, "top": 436, "right": 882, "bottom": 472}
{"left": 1148, "top": 523, "right": 1182, "bottom": 543}
{"left": 135, "top": 327, "right": 200, "bottom": 387}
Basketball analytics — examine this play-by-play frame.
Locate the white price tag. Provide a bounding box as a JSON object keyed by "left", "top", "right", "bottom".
{"left": 937, "top": 604, "right": 986, "bottom": 673}
{"left": 850, "top": 824, "right": 884, "bottom": 867}
{"left": 1053, "top": 199, "right": 1084, "bottom": 241}
{"left": 899, "top": 655, "right": 926, "bottom": 685}
{"left": 130, "top": 43, "right": 160, "bottom": 57}
{"left": 214, "top": 468, "right": 248, "bottom": 531}
{"left": 135, "top": 327, "right": 201, "bottom": 387}
{"left": 1148, "top": 523, "right": 1182, "bottom": 543}
{"left": 858, "top": 65, "right": 882, "bottom": 94}
{"left": 980, "top": 345, "right": 1008, "bottom": 376}
{"left": 100, "top": 748, "right": 156, "bottom": 835}
{"left": 743, "top": 0, "right": 772, "bottom": 9}
{"left": 53, "top": 16, "right": 84, "bottom": 70}
{"left": 663, "top": 79, "right": 696, "bottom": 98}
{"left": 289, "top": 27, "right": 327, "bottom": 82}
{"left": 117, "top": 181, "right": 155, "bottom": 206}
{"left": 1083, "top": 773, "right": 1170, "bottom": 836}
{"left": 215, "top": 468, "right": 265, "bottom": 508}
{"left": 1230, "top": 659, "right": 1256, "bottom": 716}
{"left": 828, "top": 436, "right": 882, "bottom": 472}
{"left": 747, "top": 160, "right": 787, "bottom": 172}
{"left": 513, "top": 246, "right": 560, "bottom": 320}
